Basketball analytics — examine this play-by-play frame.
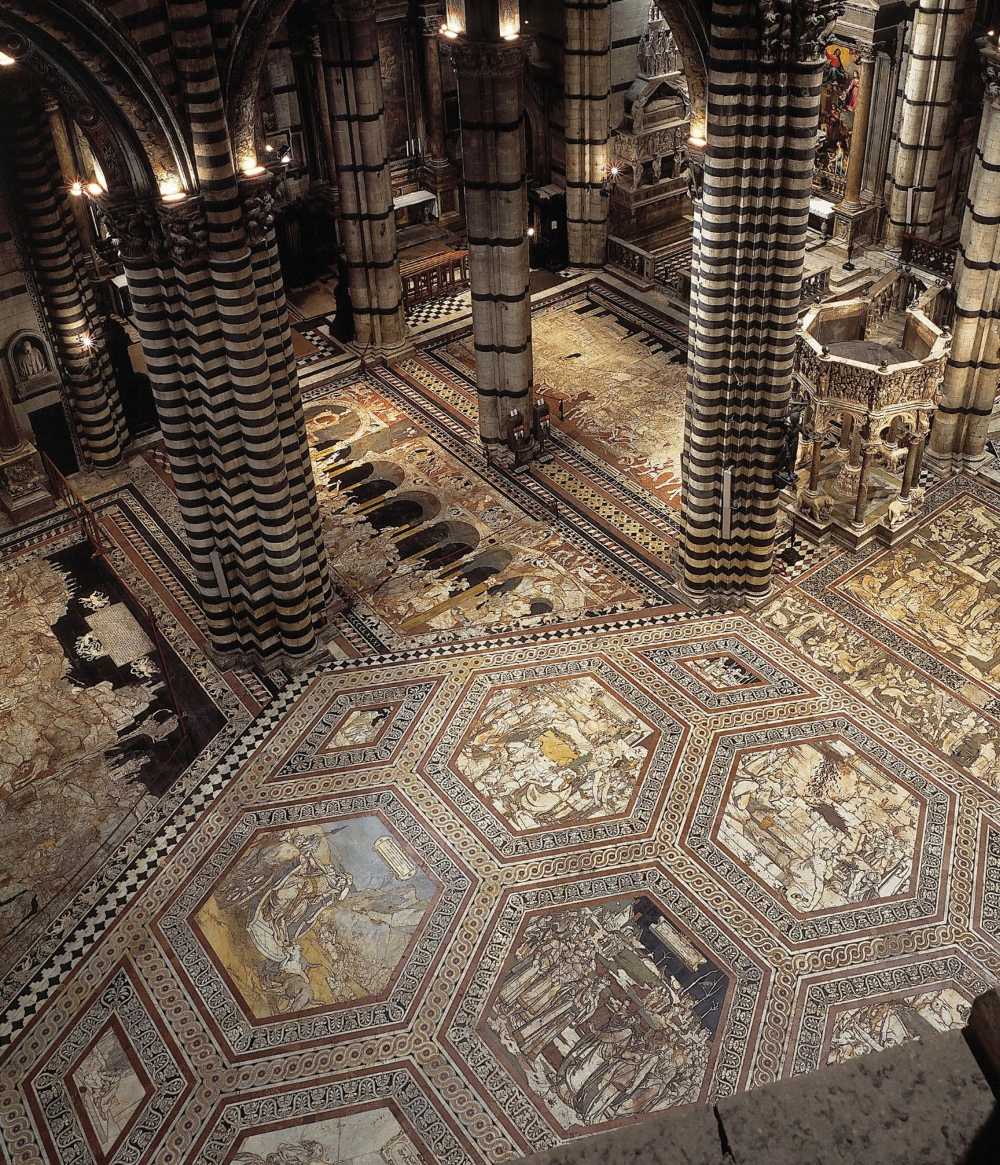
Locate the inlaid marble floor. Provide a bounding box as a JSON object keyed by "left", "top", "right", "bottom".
{"left": 1, "top": 292, "right": 999, "bottom": 1165}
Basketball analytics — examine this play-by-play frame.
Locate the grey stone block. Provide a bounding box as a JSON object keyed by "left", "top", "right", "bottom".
{"left": 716, "top": 1031, "right": 997, "bottom": 1165}
{"left": 519, "top": 1104, "right": 723, "bottom": 1165}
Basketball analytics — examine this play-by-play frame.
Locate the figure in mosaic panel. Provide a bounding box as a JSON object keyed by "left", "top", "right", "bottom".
{"left": 826, "top": 988, "right": 969, "bottom": 1064}
{"left": 717, "top": 739, "right": 921, "bottom": 913}
{"left": 323, "top": 706, "right": 393, "bottom": 750}
{"left": 194, "top": 818, "right": 437, "bottom": 1019}
{"left": 70, "top": 1027, "right": 148, "bottom": 1156}
{"left": 684, "top": 654, "right": 762, "bottom": 691}
{"left": 232, "top": 1109, "right": 422, "bottom": 1165}
{"left": 484, "top": 896, "right": 728, "bottom": 1130}
{"left": 452, "top": 674, "right": 656, "bottom": 830}
{"left": 758, "top": 589, "right": 1000, "bottom": 789}
{"left": 839, "top": 498, "right": 1000, "bottom": 686}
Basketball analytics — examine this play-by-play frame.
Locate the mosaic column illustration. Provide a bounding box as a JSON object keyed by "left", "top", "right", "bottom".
{"left": 680, "top": 0, "right": 844, "bottom": 600}
{"left": 929, "top": 37, "right": 1000, "bottom": 469}
{"left": 564, "top": 0, "right": 611, "bottom": 268}
{"left": 446, "top": 6, "right": 534, "bottom": 452}
{"left": 884, "top": 0, "right": 968, "bottom": 249}
{"left": 7, "top": 84, "right": 128, "bottom": 470}
{"left": 324, "top": 0, "right": 408, "bottom": 356}
{"left": 106, "top": 0, "right": 333, "bottom": 665}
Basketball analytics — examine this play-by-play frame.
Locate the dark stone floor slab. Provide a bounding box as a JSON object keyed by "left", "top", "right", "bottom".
{"left": 520, "top": 1104, "right": 723, "bottom": 1165}
{"left": 717, "top": 1031, "right": 997, "bottom": 1165}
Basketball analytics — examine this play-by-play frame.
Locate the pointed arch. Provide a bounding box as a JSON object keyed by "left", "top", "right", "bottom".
{"left": 0, "top": 1, "right": 195, "bottom": 197}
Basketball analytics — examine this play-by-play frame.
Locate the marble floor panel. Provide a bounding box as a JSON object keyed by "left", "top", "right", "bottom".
{"left": 436, "top": 287, "right": 689, "bottom": 509}
{"left": 0, "top": 472, "right": 275, "bottom": 1013}
{"left": 302, "top": 370, "right": 682, "bottom": 652}
{"left": 2, "top": 283, "right": 1000, "bottom": 1164}
{"left": 3, "top": 462, "right": 1000, "bottom": 1163}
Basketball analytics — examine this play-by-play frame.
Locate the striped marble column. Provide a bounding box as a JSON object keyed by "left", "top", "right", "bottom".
{"left": 928, "top": 37, "right": 1000, "bottom": 468}
{"left": 679, "top": 0, "right": 843, "bottom": 600}
{"left": 7, "top": 85, "right": 128, "bottom": 470}
{"left": 241, "top": 172, "right": 330, "bottom": 622}
{"left": 126, "top": 0, "right": 332, "bottom": 664}
{"left": 564, "top": 0, "right": 611, "bottom": 269}
{"left": 884, "top": 0, "right": 968, "bottom": 249}
{"left": 448, "top": 33, "right": 534, "bottom": 450}
{"left": 325, "top": 0, "right": 407, "bottom": 355}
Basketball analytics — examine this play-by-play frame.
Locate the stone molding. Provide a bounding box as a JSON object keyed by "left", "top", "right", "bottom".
{"left": 443, "top": 36, "right": 529, "bottom": 78}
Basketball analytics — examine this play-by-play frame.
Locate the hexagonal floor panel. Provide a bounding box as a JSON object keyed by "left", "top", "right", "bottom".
{"left": 421, "top": 656, "right": 686, "bottom": 857}
{"left": 447, "top": 869, "right": 766, "bottom": 1142}
{"left": 684, "top": 717, "right": 952, "bottom": 945}
{"left": 157, "top": 790, "right": 472, "bottom": 1055}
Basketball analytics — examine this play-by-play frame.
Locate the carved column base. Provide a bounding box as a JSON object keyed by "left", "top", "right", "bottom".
{"left": 0, "top": 443, "right": 55, "bottom": 525}
{"left": 922, "top": 446, "right": 995, "bottom": 476}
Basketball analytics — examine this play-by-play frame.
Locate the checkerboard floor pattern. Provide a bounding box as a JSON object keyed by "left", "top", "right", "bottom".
{"left": 405, "top": 288, "right": 471, "bottom": 326}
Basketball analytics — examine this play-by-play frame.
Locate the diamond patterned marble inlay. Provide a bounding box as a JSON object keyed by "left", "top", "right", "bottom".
{"left": 271, "top": 680, "right": 438, "bottom": 778}
{"left": 25, "top": 963, "right": 191, "bottom": 1165}
{"left": 636, "top": 636, "right": 809, "bottom": 709}
{"left": 231, "top": 1107, "right": 423, "bottom": 1164}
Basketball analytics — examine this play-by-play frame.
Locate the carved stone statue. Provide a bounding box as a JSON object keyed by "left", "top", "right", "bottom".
{"left": 14, "top": 337, "right": 46, "bottom": 380}
{"left": 772, "top": 401, "right": 806, "bottom": 489}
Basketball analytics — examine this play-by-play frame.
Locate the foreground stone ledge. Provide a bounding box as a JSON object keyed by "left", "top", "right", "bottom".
{"left": 521, "top": 1029, "right": 998, "bottom": 1165}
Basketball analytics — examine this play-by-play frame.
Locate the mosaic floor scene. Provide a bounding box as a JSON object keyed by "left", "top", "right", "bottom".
{"left": 1, "top": 280, "right": 999, "bottom": 1164}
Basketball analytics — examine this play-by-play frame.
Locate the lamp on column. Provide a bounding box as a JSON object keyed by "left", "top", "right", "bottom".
{"left": 75, "top": 321, "right": 108, "bottom": 374}
{"left": 600, "top": 164, "right": 620, "bottom": 198}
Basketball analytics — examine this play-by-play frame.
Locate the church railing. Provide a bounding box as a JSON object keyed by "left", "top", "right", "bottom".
{"left": 800, "top": 268, "right": 831, "bottom": 308}
{"left": 607, "top": 235, "right": 656, "bottom": 289}
{"left": 400, "top": 249, "right": 470, "bottom": 310}
{"left": 901, "top": 235, "right": 957, "bottom": 282}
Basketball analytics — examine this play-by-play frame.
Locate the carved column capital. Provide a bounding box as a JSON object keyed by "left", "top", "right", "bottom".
{"left": 156, "top": 196, "right": 209, "bottom": 266}
{"left": 980, "top": 39, "right": 1000, "bottom": 108}
{"left": 98, "top": 199, "right": 162, "bottom": 262}
{"left": 760, "top": 0, "right": 847, "bottom": 67}
{"left": 238, "top": 174, "right": 278, "bottom": 244}
{"left": 420, "top": 8, "right": 445, "bottom": 38}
